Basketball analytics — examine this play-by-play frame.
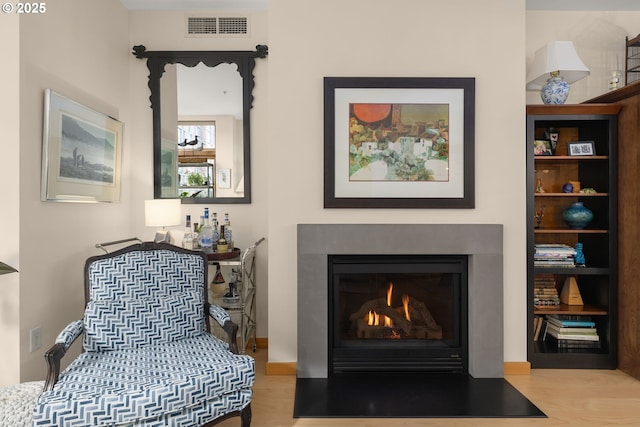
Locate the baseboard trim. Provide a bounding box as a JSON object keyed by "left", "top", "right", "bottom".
{"left": 258, "top": 337, "right": 530, "bottom": 376}
{"left": 265, "top": 362, "right": 531, "bottom": 376}
{"left": 254, "top": 337, "right": 268, "bottom": 349}
{"left": 266, "top": 362, "right": 297, "bottom": 376}
{"left": 504, "top": 361, "right": 531, "bottom": 375}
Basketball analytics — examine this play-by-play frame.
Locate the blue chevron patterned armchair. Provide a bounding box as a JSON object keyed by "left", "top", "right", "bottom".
{"left": 32, "top": 242, "right": 255, "bottom": 427}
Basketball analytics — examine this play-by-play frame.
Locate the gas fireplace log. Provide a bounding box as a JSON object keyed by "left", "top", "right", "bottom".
{"left": 408, "top": 298, "right": 440, "bottom": 329}
{"left": 349, "top": 298, "right": 387, "bottom": 322}
{"left": 350, "top": 298, "right": 412, "bottom": 335}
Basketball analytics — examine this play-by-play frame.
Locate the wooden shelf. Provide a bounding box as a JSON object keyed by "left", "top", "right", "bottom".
{"left": 533, "top": 266, "right": 609, "bottom": 275}
{"left": 534, "top": 303, "right": 607, "bottom": 316}
{"left": 534, "top": 229, "right": 608, "bottom": 234}
{"left": 527, "top": 104, "right": 617, "bottom": 370}
{"left": 534, "top": 192, "right": 607, "bottom": 197}
{"left": 534, "top": 155, "right": 608, "bottom": 161}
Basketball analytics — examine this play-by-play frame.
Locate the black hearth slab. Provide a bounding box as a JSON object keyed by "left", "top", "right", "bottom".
{"left": 293, "top": 373, "right": 545, "bottom": 418}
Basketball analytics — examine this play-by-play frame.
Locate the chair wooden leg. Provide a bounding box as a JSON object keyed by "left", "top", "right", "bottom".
{"left": 241, "top": 403, "right": 252, "bottom": 427}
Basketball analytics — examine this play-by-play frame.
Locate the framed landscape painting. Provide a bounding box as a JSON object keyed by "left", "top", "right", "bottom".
{"left": 324, "top": 77, "right": 475, "bottom": 208}
{"left": 41, "top": 89, "right": 123, "bottom": 202}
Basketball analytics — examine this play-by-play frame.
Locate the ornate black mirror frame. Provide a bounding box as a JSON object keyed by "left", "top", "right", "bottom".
{"left": 133, "top": 44, "right": 268, "bottom": 204}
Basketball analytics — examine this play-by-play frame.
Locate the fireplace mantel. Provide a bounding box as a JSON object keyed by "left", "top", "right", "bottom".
{"left": 297, "top": 224, "right": 504, "bottom": 378}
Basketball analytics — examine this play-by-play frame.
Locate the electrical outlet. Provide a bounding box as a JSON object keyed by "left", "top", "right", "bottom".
{"left": 30, "top": 326, "right": 42, "bottom": 352}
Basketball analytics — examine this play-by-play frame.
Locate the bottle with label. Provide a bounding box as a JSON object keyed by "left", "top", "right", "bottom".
{"left": 192, "top": 222, "right": 200, "bottom": 250}
{"left": 224, "top": 213, "right": 233, "bottom": 249}
{"left": 216, "top": 225, "right": 229, "bottom": 253}
{"left": 211, "top": 212, "right": 220, "bottom": 246}
{"left": 199, "top": 208, "right": 214, "bottom": 253}
{"left": 182, "top": 215, "right": 194, "bottom": 250}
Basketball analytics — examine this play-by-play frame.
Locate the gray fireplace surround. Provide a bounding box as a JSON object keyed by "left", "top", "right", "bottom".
{"left": 297, "top": 224, "right": 504, "bottom": 379}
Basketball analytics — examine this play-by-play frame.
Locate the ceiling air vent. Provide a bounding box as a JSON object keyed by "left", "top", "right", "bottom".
{"left": 186, "top": 16, "right": 249, "bottom": 37}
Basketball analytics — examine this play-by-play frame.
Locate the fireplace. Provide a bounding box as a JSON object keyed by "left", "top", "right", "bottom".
{"left": 297, "top": 224, "right": 504, "bottom": 379}
{"left": 329, "top": 254, "right": 468, "bottom": 374}
{"left": 295, "top": 225, "right": 544, "bottom": 419}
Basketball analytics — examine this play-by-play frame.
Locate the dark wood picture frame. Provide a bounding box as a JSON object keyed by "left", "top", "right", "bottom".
{"left": 324, "top": 77, "right": 475, "bottom": 208}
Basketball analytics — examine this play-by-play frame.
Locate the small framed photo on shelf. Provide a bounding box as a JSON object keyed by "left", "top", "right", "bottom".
{"left": 567, "top": 141, "right": 595, "bottom": 156}
{"left": 534, "top": 139, "right": 553, "bottom": 156}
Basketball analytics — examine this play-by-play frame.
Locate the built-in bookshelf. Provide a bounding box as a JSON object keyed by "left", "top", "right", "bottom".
{"left": 526, "top": 104, "right": 620, "bottom": 369}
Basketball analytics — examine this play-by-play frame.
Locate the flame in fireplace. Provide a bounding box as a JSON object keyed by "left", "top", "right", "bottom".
{"left": 387, "top": 282, "right": 393, "bottom": 307}
{"left": 402, "top": 294, "right": 410, "bottom": 321}
{"left": 367, "top": 310, "right": 380, "bottom": 326}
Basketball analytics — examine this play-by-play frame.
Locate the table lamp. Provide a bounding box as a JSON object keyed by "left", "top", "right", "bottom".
{"left": 526, "top": 41, "right": 590, "bottom": 104}
{"left": 145, "top": 199, "right": 182, "bottom": 243}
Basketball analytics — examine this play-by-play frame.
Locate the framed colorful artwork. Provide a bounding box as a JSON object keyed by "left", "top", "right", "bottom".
{"left": 324, "top": 77, "right": 475, "bottom": 208}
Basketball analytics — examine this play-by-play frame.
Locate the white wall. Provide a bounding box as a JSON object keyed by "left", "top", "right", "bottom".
{"left": 17, "top": 0, "right": 132, "bottom": 382}
{"left": 0, "top": 12, "right": 21, "bottom": 386}
{"left": 266, "top": 0, "right": 528, "bottom": 364}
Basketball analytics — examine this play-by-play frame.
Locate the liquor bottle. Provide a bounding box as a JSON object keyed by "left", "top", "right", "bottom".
{"left": 224, "top": 213, "right": 233, "bottom": 249}
{"left": 216, "top": 225, "right": 229, "bottom": 253}
{"left": 192, "top": 222, "right": 200, "bottom": 250}
{"left": 199, "top": 208, "right": 214, "bottom": 254}
{"left": 182, "top": 215, "right": 194, "bottom": 250}
{"left": 211, "top": 212, "right": 220, "bottom": 245}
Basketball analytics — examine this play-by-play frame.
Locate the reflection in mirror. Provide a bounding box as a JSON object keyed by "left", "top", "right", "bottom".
{"left": 174, "top": 63, "right": 244, "bottom": 199}
{"left": 133, "top": 44, "right": 268, "bottom": 204}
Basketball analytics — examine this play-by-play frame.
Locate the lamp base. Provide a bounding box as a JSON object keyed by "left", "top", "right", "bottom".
{"left": 154, "top": 230, "right": 171, "bottom": 243}
{"left": 540, "top": 76, "right": 569, "bottom": 104}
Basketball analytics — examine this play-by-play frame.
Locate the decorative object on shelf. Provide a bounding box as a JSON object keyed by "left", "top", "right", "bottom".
{"left": 223, "top": 269, "right": 240, "bottom": 304}
{"left": 534, "top": 139, "right": 553, "bottom": 155}
{"left": 562, "top": 202, "right": 594, "bottom": 229}
{"left": 187, "top": 172, "right": 205, "bottom": 186}
{"left": 526, "top": 41, "right": 590, "bottom": 104}
{"left": 574, "top": 243, "right": 586, "bottom": 267}
{"left": 544, "top": 127, "right": 560, "bottom": 153}
{"left": 560, "top": 276, "right": 584, "bottom": 306}
{"left": 0, "top": 261, "right": 18, "bottom": 275}
{"left": 609, "top": 70, "right": 621, "bottom": 91}
{"left": 567, "top": 141, "right": 595, "bottom": 156}
{"left": 210, "top": 263, "right": 226, "bottom": 297}
{"left": 562, "top": 183, "right": 574, "bottom": 193}
{"left": 579, "top": 187, "right": 596, "bottom": 194}
{"left": 569, "top": 180, "right": 581, "bottom": 192}
{"left": 534, "top": 206, "right": 545, "bottom": 229}
{"left": 534, "top": 169, "right": 549, "bottom": 192}
{"left": 144, "top": 199, "right": 182, "bottom": 243}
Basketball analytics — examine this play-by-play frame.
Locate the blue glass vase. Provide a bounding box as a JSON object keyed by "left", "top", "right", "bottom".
{"left": 562, "top": 202, "right": 593, "bottom": 229}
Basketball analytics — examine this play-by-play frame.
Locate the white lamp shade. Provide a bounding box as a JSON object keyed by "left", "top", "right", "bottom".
{"left": 144, "top": 199, "right": 182, "bottom": 227}
{"left": 526, "top": 41, "right": 590, "bottom": 90}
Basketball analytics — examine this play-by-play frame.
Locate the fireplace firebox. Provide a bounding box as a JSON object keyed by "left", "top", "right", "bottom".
{"left": 329, "top": 254, "right": 468, "bottom": 374}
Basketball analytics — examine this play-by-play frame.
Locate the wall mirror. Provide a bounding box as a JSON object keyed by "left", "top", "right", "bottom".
{"left": 133, "top": 44, "right": 268, "bottom": 204}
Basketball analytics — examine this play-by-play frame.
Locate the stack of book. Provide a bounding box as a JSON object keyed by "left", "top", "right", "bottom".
{"left": 534, "top": 244, "right": 576, "bottom": 267}
{"left": 543, "top": 314, "right": 600, "bottom": 350}
{"left": 534, "top": 274, "right": 560, "bottom": 309}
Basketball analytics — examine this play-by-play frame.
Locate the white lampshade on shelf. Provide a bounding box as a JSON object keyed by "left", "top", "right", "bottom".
{"left": 526, "top": 41, "right": 590, "bottom": 104}
{"left": 144, "top": 199, "right": 182, "bottom": 243}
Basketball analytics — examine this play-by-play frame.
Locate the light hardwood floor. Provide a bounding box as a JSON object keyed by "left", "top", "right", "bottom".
{"left": 219, "top": 348, "right": 640, "bottom": 427}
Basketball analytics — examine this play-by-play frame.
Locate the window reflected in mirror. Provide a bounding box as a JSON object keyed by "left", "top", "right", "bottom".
{"left": 178, "top": 122, "right": 216, "bottom": 199}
